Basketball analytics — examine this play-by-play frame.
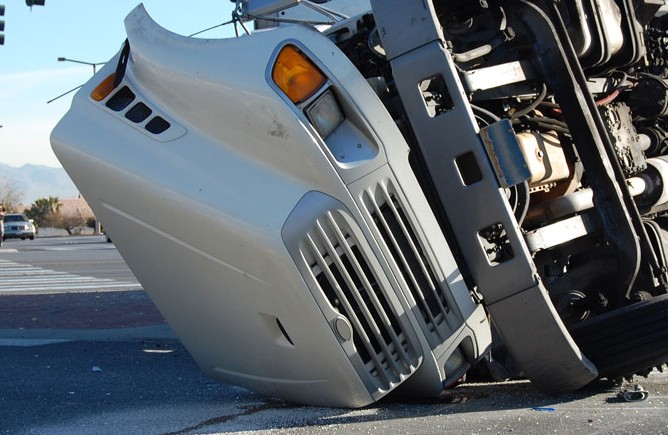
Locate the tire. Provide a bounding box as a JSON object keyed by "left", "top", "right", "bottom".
{"left": 569, "top": 294, "right": 668, "bottom": 379}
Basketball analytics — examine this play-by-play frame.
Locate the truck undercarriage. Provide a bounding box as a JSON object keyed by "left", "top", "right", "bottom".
{"left": 359, "top": 0, "right": 668, "bottom": 387}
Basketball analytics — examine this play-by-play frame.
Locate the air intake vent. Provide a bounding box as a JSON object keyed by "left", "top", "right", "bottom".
{"left": 101, "top": 86, "right": 173, "bottom": 137}
{"left": 125, "top": 102, "right": 153, "bottom": 123}
{"left": 303, "top": 210, "right": 419, "bottom": 392}
{"left": 145, "top": 116, "right": 171, "bottom": 134}
{"left": 363, "top": 182, "right": 451, "bottom": 347}
{"left": 106, "top": 86, "right": 135, "bottom": 111}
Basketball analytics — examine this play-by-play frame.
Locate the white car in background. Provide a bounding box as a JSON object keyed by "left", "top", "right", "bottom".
{"left": 3, "top": 214, "right": 36, "bottom": 241}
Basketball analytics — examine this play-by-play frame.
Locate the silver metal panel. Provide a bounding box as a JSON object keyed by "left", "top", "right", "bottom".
{"left": 388, "top": 41, "right": 538, "bottom": 303}
{"left": 488, "top": 284, "right": 598, "bottom": 394}
{"left": 51, "top": 5, "right": 387, "bottom": 408}
{"left": 369, "top": 0, "right": 442, "bottom": 61}
{"left": 51, "top": 3, "right": 491, "bottom": 406}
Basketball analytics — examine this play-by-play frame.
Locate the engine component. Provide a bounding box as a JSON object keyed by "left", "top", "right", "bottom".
{"left": 525, "top": 213, "right": 599, "bottom": 253}
{"left": 525, "top": 178, "right": 647, "bottom": 225}
{"left": 640, "top": 125, "right": 668, "bottom": 157}
{"left": 558, "top": 0, "right": 625, "bottom": 68}
{"left": 600, "top": 102, "right": 647, "bottom": 177}
{"left": 627, "top": 75, "right": 668, "bottom": 119}
{"left": 635, "top": 156, "right": 668, "bottom": 213}
{"left": 515, "top": 130, "right": 570, "bottom": 190}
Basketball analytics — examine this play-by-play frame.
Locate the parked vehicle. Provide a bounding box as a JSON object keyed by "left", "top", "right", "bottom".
{"left": 51, "top": 0, "right": 668, "bottom": 407}
{"left": 3, "top": 213, "right": 36, "bottom": 241}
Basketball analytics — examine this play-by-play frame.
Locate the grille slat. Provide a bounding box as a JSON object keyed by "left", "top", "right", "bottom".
{"left": 311, "top": 222, "right": 394, "bottom": 385}
{"left": 364, "top": 181, "right": 452, "bottom": 345}
{"left": 390, "top": 200, "right": 451, "bottom": 322}
{"left": 366, "top": 191, "right": 441, "bottom": 330}
{"left": 324, "top": 213, "right": 412, "bottom": 375}
{"left": 302, "top": 210, "right": 419, "bottom": 392}
{"left": 381, "top": 187, "right": 438, "bottom": 290}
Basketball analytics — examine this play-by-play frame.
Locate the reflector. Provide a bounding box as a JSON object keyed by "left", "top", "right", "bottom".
{"left": 90, "top": 74, "right": 117, "bottom": 101}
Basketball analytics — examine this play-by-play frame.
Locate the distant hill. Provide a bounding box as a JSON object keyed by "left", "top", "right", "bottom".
{"left": 0, "top": 163, "right": 80, "bottom": 204}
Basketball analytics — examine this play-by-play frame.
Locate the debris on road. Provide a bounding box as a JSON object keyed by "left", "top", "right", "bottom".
{"left": 618, "top": 385, "right": 649, "bottom": 402}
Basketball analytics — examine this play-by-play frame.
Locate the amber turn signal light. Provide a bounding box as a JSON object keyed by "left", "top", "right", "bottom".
{"left": 272, "top": 45, "right": 326, "bottom": 104}
{"left": 90, "top": 73, "right": 117, "bottom": 102}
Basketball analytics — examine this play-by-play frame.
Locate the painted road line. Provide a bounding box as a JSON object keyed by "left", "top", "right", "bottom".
{"left": 0, "top": 259, "right": 142, "bottom": 294}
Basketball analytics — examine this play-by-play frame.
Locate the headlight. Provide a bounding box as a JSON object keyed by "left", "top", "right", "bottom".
{"left": 306, "top": 89, "right": 344, "bottom": 139}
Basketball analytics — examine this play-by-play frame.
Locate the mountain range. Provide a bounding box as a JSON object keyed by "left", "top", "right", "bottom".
{"left": 0, "top": 163, "right": 80, "bottom": 205}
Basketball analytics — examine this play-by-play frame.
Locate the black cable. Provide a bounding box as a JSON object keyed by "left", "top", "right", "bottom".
{"left": 511, "top": 83, "right": 547, "bottom": 119}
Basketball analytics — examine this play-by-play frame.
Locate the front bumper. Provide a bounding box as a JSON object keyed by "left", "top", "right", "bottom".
{"left": 3, "top": 226, "right": 34, "bottom": 239}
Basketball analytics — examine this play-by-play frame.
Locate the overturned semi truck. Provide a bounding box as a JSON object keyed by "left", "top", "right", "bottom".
{"left": 51, "top": 0, "right": 668, "bottom": 407}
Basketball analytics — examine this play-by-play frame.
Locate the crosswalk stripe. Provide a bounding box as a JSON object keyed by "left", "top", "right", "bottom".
{"left": 0, "top": 259, "right": 142, "bottom": 294}
{"left": 0, "top": 276, "right": 110, "bottom": 283}
{"left": 0, "top": 270, "right": 69, "bottom": 276}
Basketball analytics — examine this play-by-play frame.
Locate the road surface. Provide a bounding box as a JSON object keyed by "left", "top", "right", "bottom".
{"left": 0, "top": 236, "right": 666, "bottom": 434}
{"left": 0, "top": 235, "right": 140, "bottom": 295}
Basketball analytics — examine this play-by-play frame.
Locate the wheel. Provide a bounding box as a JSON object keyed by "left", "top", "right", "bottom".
{"left": 29, "top": 235, "right": 34, "bottom": 240}
{"left": 569, "top": 294, "right": 668, "bottom": 380}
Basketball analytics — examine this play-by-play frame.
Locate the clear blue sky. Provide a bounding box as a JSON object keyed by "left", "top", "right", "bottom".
{"left": 0, "top": 1, "right": 237, "bottom": 168}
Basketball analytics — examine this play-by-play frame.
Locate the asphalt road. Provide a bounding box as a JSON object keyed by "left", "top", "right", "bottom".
{"left": 1, "top": 236, "right": 667, "bottom": 434}
{"left": 1, "top": 338, "right": 667, "bottom": 435}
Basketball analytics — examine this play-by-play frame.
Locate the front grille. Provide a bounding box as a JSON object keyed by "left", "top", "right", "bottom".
{"left": 302, "top": 210, "right": 419, "bottom": 392}
{"left": 362, "top": 181, "right": 452, "bottom": 347}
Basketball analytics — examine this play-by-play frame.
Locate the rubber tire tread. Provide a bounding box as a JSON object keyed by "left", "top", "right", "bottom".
{"left": 569, "top": 294, "right": 668, "bottom": 379}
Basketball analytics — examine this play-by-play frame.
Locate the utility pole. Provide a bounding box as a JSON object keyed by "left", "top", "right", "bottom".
{"left": 54, "top": 56, "right": 105, "bottom": 235}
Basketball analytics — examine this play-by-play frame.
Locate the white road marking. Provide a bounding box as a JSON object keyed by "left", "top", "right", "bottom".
{"left": 0, "top": 259, "right": 142, "bottom": 294}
